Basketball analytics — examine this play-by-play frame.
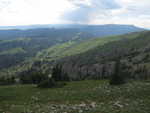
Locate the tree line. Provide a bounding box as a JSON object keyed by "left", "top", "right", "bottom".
{"left": 0, "top": 59, "right": 149, "bottom": 87}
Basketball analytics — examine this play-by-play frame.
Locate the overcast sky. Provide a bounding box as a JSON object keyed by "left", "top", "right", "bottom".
{"left": 0, "top": 0, "right": 150, "bottom": 28}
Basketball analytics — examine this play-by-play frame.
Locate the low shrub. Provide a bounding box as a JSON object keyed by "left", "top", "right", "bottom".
{"left": 37, "top": 78, "right": 56, "bottom": 88}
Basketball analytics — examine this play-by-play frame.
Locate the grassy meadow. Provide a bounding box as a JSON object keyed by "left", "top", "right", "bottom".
{"left": 0, "top": 80, "right": 150, "bottom": 113}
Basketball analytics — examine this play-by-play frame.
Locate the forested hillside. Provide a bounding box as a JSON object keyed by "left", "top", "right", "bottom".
{"left": 58, "top": 31, "right": 150, "bottom": 80}
{"left": 1, "top": 30, "right": 150, "bottom": 80}
{"left": 0, "top": 24, "right": 144, "bottom": 72}
{"left": 36, "top": 31, "right": 142, "bottom": 61}
{"left": 6, "top": 30, "right": 149, "bottom": 80}
{"left": 0, "top": 29, "right": 91, "bottom": 69}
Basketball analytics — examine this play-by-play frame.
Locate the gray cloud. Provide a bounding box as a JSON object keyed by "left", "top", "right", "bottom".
{"left": 62, "top": 0, "right": 121, "bottom": 23}
{"left": 61, "top": 0, "right": 150, "bottom": 28}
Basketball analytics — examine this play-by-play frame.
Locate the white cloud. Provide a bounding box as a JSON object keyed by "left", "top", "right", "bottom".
{"left": 0, "top": 0, "right": 74, "bottom": 26}
{"left": 61, "top": 0, "right": 150, "bottom": 28}
{"left": 0, "top": 0, "right": 150, "bottom": 28}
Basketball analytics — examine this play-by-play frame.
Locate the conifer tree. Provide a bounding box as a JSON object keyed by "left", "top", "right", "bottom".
{"left": 110, "top": 59, "right": 125, "bottom": 85}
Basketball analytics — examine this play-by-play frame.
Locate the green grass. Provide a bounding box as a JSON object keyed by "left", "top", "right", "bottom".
{"left": 0, "top": 80, "right": 150, "bottom": 113}
{"left": 36, "top": 32, "right": 143, "bottom": 61}
{"left": 0, "top": 47, "right": 26, "bottom": 55}
{"left": 36, "top": 41, "right": 77, "bottom": 59}
{"left": 0, "top": 38, "right": 31, "bottom": 44}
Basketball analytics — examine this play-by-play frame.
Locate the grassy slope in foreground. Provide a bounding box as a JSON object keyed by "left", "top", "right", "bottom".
{"left": 36, "top": 31, "right": 142, "bottom": 61}
{"left": 0, "top": 80, "right": 150, "bottom": 113}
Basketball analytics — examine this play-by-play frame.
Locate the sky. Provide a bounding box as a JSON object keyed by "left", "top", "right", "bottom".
{"left": 0, "top": 0, "right": 150, "bottom": 28}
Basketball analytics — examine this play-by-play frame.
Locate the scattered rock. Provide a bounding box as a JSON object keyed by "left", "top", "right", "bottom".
{"left": 79, "top": 110, "right": 83, "bottom": 113}
{"left": 79, "top": 103, "right": 86, "bottom": 107}
{"left": 90, "top": 102, "right": 96, "bottom": 108}
{"left": 114, "top": 101, "right": 123, "bottom": 108}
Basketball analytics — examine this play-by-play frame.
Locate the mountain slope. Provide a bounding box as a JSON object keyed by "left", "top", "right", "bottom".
{"left": 57, "top": 31, "right": 150, "bottom": 79}
{"left": 1, "top": 31, "right": 149, "bottom": 78}
{"left": 0, "top": 29, "right": 92, "bottom": 69}
{"left": 11, "top": 30, "right": 149, "bottom": 80}
{"left": 36, "top": 32, "right": 142, "bottom": 61}
{"left": 0, "top": 28, "right": 93, "bottom": 40}
{"left": 0, "top": 24, "right": 144, "bottom": 70}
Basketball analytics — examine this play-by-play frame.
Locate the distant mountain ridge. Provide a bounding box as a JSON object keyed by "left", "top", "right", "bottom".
{"left": 0, "top": 24, "right": 146, "bottom": 30}
{"left": 0, "top": 24, "right": 145, "bottom": 40}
